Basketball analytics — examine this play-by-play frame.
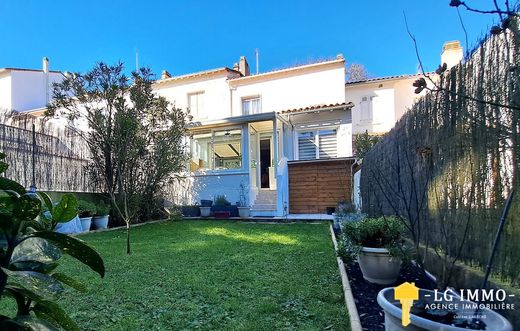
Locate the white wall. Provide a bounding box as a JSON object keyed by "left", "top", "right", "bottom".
{"left": 10, "top": 71, "right": 63, "bottom": 112}
{"left": 0, "top": 74, "right": 12, "bottom": 112}
{"left": 231, "top": 64, "right": 345, "bottom": 116}
{"left": 168, "top": 172, "right": 249, "bottom": 205}
{"left": 154, "top": 74, "right": 231, "bottom": 121}
{"left": 346, "top": 76, "right": 428, "bottom": 135}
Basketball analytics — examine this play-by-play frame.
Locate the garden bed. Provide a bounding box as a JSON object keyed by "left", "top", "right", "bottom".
{"left": 344, "top": 261, "right": 436, "bottom": 331}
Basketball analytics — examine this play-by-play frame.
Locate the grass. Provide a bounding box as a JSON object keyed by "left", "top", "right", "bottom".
{"left": 1, "top": 220, "right": 350, "bottom": 330}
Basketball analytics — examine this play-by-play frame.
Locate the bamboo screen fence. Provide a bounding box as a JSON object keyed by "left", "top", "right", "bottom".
{"left": 360, "top": 24, "right": 520, "bottom": 286}
{"left": 0, "top": 114, "right": 94, "bottom": 192}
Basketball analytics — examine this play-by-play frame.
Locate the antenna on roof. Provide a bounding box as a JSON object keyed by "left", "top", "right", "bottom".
{"left": 255, "top": 48, "right": 259, "bottom": 74}
{"left": 135, "top": 48, "right": 139, "bottom": 71}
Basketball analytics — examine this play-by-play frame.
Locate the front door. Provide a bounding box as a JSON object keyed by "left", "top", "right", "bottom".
{"left": 259, "top": 137, "right": 272, "bottom": 188}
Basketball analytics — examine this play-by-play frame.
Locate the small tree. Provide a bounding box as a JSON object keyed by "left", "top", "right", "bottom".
{"left": 354, "top": 130, "right": 382, "bottom": 160}
{"left": 345, "top": 63, "right": 371, "bottom": 83}
{"left": 46, "top": 63, "right": 188, "bottom": 254}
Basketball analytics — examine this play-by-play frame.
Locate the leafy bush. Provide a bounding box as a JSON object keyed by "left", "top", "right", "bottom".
{"left": 95, "top": 201, "right": 111, "bottom": 216}
{"left": 77, "top": 200, "right": 96, "bottom": 217}
{"left": 339, "top": 216, "right": 409, "bottom": 263}
{"left": 0, "top": 153, "right": 105, "bottom": 330}
{"left": 167, "top": 206, "right": 183, "bottom": 221}
{"left": 214, "top": 195, "right": 230, "bottom": 206}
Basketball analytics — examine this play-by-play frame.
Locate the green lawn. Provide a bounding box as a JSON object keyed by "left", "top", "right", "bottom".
{"left": 2, "top": 220, "right": 350, "bottom": 330}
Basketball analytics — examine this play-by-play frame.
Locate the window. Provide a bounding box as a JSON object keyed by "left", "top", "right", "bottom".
{"left": 188, "top": 92, "right": 205, "bottom": 118}
{"left": 298, "top": 129, "right": 337, "bottom": 160}
{"left": 242, "top": 97, "right": 261, "bottom": 115}
{"left": 360, "top": 96, "right": 373, "bottom": 121}
{"left": 189, "top": 128, "right": 242, "bottom": 171}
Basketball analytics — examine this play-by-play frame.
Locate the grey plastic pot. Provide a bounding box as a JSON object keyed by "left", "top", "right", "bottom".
{"left": 200, "top": 206, "right": 211, "bottom": 217}
{"left": 238, "top": 206, "right": 250, "bottom": 218}
{"left": 79, "top": 216, "right": 92, "bottom": 232}
{"left": 377, "top": 287, "right": 513, "bottom": 331}
{"left": 92, "top": 215, "right": 109, "bottom": 229}
{"left": 358, "top": 247, "right": 401, "bottom": 285}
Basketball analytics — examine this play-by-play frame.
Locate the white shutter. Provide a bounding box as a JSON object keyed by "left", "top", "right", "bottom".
{"left": 298, "top": 132, "right": 316, "bottom": 160}
{"left": 318, "top": 129, "right": 337, "bottom": 158}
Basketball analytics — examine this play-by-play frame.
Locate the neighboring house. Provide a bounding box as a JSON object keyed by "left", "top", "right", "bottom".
{"left": 155, "top": 55, "right": 354, "bottom": 216}
{"left": 0, "top": 58, "right": 63, "bottom": 114}
{"left": 345, "top": 41, "right": 463, "bottom": 136}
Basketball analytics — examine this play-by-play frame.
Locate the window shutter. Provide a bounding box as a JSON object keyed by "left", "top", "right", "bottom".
{"left": 298, "top": 132, "right": 316, "bottom": 160}
{"left": 318, "top": 129, "right": 337, "bottom": 159}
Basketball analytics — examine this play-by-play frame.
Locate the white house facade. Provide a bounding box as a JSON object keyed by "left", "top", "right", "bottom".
{"left": 154, "top": 55, "right": 354, "bottom": 216}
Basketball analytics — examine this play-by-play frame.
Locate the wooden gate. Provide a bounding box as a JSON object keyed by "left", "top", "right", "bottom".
{"left": 288, "top": 159, "right": 354, "bottom": 214}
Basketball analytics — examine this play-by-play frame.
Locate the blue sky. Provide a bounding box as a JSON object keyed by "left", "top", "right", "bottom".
{"left": 0, "top": 1, "right": 499, "bottom": 78}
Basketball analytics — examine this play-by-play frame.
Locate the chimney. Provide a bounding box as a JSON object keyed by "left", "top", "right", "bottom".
{"left": 441, "top": 41, "right": 463, "bottom": 69}
{"left": 42, "top": 57, "right": 49, "bottom": 73}
{"left": 238, "top": 56, "right": 250, "bottom": 76}
{"left": 161, "top": 70, "right": 172, "bottom": 80}
{"left": 233, "top": 62, "right": 239, "bottom": 72}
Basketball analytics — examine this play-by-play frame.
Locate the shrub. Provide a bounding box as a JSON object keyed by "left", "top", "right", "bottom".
{"left": 214, "top": 195, "right": 230, "bottom": 206}
{"left": 77, "top": 200, "right": 97, "bottom": 217}
{"left": 0, "top": 153, "right": 105, "bottom": 329}
{"left": 95, "top": 201, "right": 111, "bottom": 216}
{"left": 339, "top": 216, "right": 409, "bottom": 263}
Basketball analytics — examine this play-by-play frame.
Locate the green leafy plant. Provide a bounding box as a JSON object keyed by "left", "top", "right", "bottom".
{"left": 237, "top": 182, "right": 248, "bottom": 207}
{"left": 339, "top": 216, "right": 409, "bottom": 263}
{"left": 77, "top": 200, "right": 96, "bottom": 218}
{"left": 47, "top": 63, "right": 188, "bottom": 254}
{"left": 95, "top": 201, "right": 111, "bottom": 216}
{"left": 0, "top": 152, "right": 105, "bottom": 330}
{"left": 214, "top": 195, "right": 230, "bottom": 206}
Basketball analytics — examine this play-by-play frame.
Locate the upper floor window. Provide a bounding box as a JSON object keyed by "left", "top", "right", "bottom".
{"left": 188, "top": 91, "right": 205, "bottom": 118}
{"left": 360, "top": 96, "right": 373, "bottom": 121}
{"left": 242, "top": 96, "right": 261, "bottom": 115}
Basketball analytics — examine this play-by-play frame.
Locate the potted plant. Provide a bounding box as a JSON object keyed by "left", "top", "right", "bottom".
{"left": 77, "top": 199, "right": 96, "bottom": 232}
{"left": 200, "top": 199, "right": 212, "bottom": 217}
{"left": 212, "top": 195, "right": 235, "bottom": 218}
{"left": 237, "top": 182, "right": 250, "bottom": 218}
{"left": 377, "top": 286, "right": 512, "bottom": 331}
{"left": 93, "top": 201, "right": 111, "bottom": 229}
{"left": 339, "top": 216, "right": 407, "bottom": 285}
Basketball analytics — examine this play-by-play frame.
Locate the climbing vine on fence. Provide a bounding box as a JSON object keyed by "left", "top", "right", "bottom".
{"left": 361, "top": 19, "right": 520, "bottom": 286}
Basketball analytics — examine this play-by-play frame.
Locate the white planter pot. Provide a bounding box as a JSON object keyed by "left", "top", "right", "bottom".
{"left": 92, "top": 215, "right": 109, "bottom": 229}
{"left": 200, "top": 206, "right": 211, "bottom": 217}
{"left": 358, "top": 247, "right": 401, "bottom": 285}
{"left": 238, "top": 206, "right": 250, "bottom": 218}
{"left": 377, "top": 287, "right": 513, "bottom": 331}
{"left": 79, "top": 217, "right": 92, "bottom": 232}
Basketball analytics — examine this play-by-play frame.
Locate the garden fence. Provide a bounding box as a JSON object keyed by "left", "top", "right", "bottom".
{"left": 0, "top": 114, "right": 94, "bottom": 192}
{"left": 360, "top": 22, "right": 520, "bottom": 286}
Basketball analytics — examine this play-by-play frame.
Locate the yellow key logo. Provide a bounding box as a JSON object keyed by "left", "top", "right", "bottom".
{"left": 394, "top": 282, "right": 419, "bottom": 326}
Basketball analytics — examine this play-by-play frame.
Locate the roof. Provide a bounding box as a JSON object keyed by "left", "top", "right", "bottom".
{"left": 229, "top": 56, "right": 345, "bottom": 84}
{"left": 153, "top": 67, "right": 241, "bottom": 86}
{"left": 278, "top": 102, "right": 354, "bottom": 115}
{"left": 345, "top": 72, "right": 432, "bottom": 85}
{"left": 0, "top": 68, "right": 62, "bottom": 74}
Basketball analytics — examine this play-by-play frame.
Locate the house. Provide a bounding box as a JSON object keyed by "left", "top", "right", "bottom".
{"left": 0, "top": 41, "right": 462, "bottom": 216}
{"left": 154, "top": 55, "right": 355, "bottom": 216}
{"left": 346, "top": 41, "right": 463, "bottom": 136}
{"left": 0, "top": 58, "right": 63, "bottom": 114}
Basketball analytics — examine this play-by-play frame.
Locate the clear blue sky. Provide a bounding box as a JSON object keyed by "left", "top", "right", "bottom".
{"left": 0, "top": 0, "right": 499, "bottom": 78}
